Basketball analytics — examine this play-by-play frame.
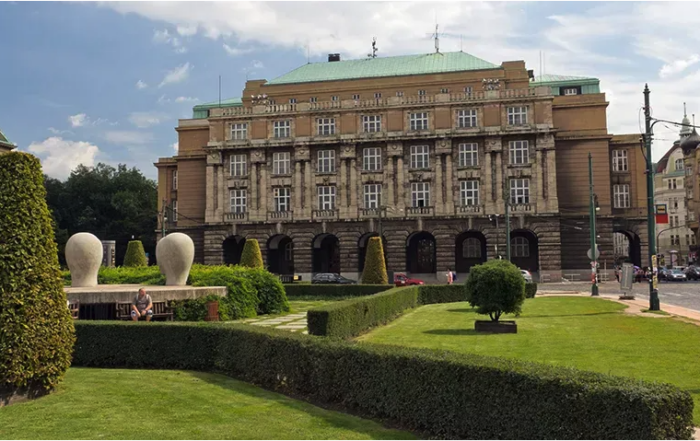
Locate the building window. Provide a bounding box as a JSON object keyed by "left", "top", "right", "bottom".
{"left": 612, "top": 150, "right": 628, "bottom": 172}
{"left": 230, "top": 123, "right": 248, "bottom": 140}
{"left": 352, "top": 94, "right": 360, "bottom": 100}
{"left": 563, "top": 88, "right": 579, "bottom": 96}
{"left": 457, "top": 109, "right": 477, "bottom": 128}
{"left": 460, "top": 180, "right": 479, "bottom": 206}
{"left": 507, "top": 106, "right": 528, "bottom": 125}
{"left": 676, "top": 158, "right": 685, "bottom": 171}
{"left": 362, "top": 115, "right": 382, "bottom": 133}
{"left": 458, "top": 143, "right": 479, "bottom": 167}
{"left": 171, "top": 200, "right": 178, "bottom": 222}
{"left": 510, "top": 179, "right": 530, "bottom": 204}
{"left": 396, "top": 91, "right": 404, "bottom": 97}
{"left": 463, "top": 238, "right": 481, "bottom": 258}
{"left": 410, "top": 112, "right": 429, "bottom": 131}
{"left": 317, "top": 150, "right": 336, "bottom": 173}
{"left": 318, "top": 186, "right": 336, "bottom": 210}
{"left": 289, "top": 98, "right": 297, "bottom": 104}
{"left": 418, "top": 90, "right": 426, "bottom": 96}
{"left": 464, "top": 86, "right": 473, "bottom": 94}
{"left": 374, "top": 92, "right": 382, "bottom": 99}
{"left": 172, "top": 170, "right": 178, "bottom": 190}
{"left": 229, "top": 189, "right": 247, "bottom": 213}
{"left": 668, "top": 178, "right": 677, "bottom": 190}
{"left": 410, "top": 145, "right": 430, "bottom": 169}
{"left": 363, "top": 147, "right": 381, "bottom": 171}
{"left": 512, "top": 237, "right": 530, "bottom": 257}
{"left": 509, "top": 140, "right": 529, "bottom": 165}
{"left": 411, "top": 182, "right": 431, "bottom": 207}
{"left": 672, "top": 198, "right": 679, "bottom": 209}
{"left": 310, "top": 97, "right": 317, "bottom": 103}
{"left": 613, "top": 184, "right": 630, "bottom": 208}
{"left": 274, "top": 187, "right": 291, "bottom": 212}
{"left": 273, "top": 120, "right": 291, "bottom": 138}
{"left": 272, "top": 152, "right": 291, "bottom": 175}
{"left": 230, "top": 154, "right": 247, "bottom": 177}
{"left": 331, "top": 95, "right": 339, "bottom": 102}
{"left": 364, "top": 184, "right": 382, "bottom": 209}
{"left": 317, "top": 118, "right": 336, "bottom": 135}
{"left": 440, "top": 88, "right": 449, "bottom": 94}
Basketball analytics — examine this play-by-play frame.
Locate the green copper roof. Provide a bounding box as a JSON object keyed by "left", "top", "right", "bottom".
{"left": 266, "top": 51, "right": 499, "bottom": 85}
{"left": 531, "top": 74, "right": 599, "bottom": 85}
{"left": 192, "top": 97, "right": 242, "bottom": 111}
{"left": 0, "top": 129, "right": 15, "bottom": 149}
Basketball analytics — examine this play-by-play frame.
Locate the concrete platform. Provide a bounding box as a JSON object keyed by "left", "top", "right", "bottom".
{"left": 65, "top": 284, "right": 227, "bottom": 304}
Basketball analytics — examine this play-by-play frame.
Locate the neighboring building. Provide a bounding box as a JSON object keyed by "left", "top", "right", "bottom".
{"left": 155, "top": 50, "right": 648, "bottom": 281}
{"left": 680, "top": 110, "right": 700, "bottom": 263}
{"left": 0, "top": 129, "right": 16, "bottom": 154}
{"left": 654, "top": 112, "right": 696, "bottom": 266}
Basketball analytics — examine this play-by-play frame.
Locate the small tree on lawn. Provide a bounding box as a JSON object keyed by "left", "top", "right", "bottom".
{"left": 361, "top": 236, "right": 388, "bottom": 284}
{"left": 465, "top": 259, "right": 525, "bottom": 322}
{"left": 240, "top": 239, "right": 263, "bottom": 268}
{"left": 123, "top": 240, "right": 148, "bottom": 267}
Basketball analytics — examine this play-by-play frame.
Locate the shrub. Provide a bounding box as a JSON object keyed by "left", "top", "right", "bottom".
{"left": 170, "top": 294, "right": 228, "bottom": 321}
{"left": 230, "top": 266, "right": 289, "bottom": 315}
{"left": 361, "top": 237, "right": 388, "bottom": 284}
{"left": 465, "top": 260, "right": 526, "bottom": 322}
{"left": 525, "top": 282, "right": 538, "bottom": 299}
{"left": 98, "top": 266, "right": 164, "bottom": 285}
{"left": 239, "top": 239, "right": 263, "bottom": 269}
{"left": 72, "top": 321, "right": 695, "bottom": 440}
{"left": 284, "top": 284, "right": 393, "bottom": 298}
{"left": 418, "top": 284, "right": 467, "bottom": 304}
{"left": 307, "top": 287, "right": 418, "bottom": 338}
{"left": 123, "top": 240, "right": 148, "bottom": 267}
{"left": 0, "top": 152, "right": 75, "bottom": 392}
{"left": 189, "top": 266, "right": 258, "bottom": 319}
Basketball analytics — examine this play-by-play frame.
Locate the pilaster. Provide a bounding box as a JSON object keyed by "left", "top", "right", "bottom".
{"left": 350, "top": 158, "right": 358, "bottom": 212}
{"left": 397, "top": 156, "right": 405, "bottom": 211}
{"left": 435, "top": 154, "right": 444, "bottom": 214}
{"left": 445, "top": 153, "right": 454, "bottom": 213}
{"left": 294, "top": 161, "right": 302, "bottom": 214}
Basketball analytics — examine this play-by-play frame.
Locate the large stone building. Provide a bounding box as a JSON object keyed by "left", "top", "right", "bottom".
{"left": 155, "top": 50, "right": 648, "bottom": 282}
{"left": 0, "top": 129, "right": 15, "bottom": 154}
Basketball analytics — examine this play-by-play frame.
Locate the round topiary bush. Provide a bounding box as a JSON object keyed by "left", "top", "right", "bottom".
{"left": 0, "top": 152, "right": 75, "bottom": 398}
{"left": 525, "top": 282, "right": 538, "bottom": 299}
{"left": 239, "top": 239, "right": 263, "bottom": 269}
{"left": 465, "top": 259, "right": 526, "bottom": 322}
{"left": 361, "top": 237, "right": 388, "bottom": 284}
{"left": 123, "top": 240, "right": 148, "bottom": 267}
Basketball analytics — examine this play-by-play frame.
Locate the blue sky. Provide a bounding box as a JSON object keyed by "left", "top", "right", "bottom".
{"left": 1, "top": 2, "right": 698, "bottom": 179}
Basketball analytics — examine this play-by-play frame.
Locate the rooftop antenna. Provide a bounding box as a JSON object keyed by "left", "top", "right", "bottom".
{"left": 684, "top": 102, "right": 687, "bottom": 117}
{"left": 460, "top": 34, "right": 463, "bottom": 52}
{"left": 306, "top": 39, "right": 310, "bottom": 64}
{"left": 539, "top": 51, "right": 542, "bottom": 77}
{"left": 543, "top": 52, "right": 546, "bottom": 75}
{"left": 368, "top": 37, "right": 378, "bottom": 58}
{"left": 434, "top": 24, "right": 440, "bottom": 53}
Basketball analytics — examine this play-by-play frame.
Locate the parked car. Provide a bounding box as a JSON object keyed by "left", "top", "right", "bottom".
{"left": 520, "top": 269, "right": 533, "bottom": 283}
{"left": 666, "top": 269, "right": 688, "bottom": 282}
{"left": 658, "top": 268, "right": 670, "bottom": 281}
{"left": 685, "top": 266, "right": 700, "bottom": 280}
{"left": 394, "top": 273, "right": 424, "bottom": 287}
{"left": 311, "top": 273, "right": 356, "bottom": 284}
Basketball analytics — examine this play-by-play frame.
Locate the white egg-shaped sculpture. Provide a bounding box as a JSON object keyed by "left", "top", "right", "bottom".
{"left": 156, "top": 232, "right": 194, "bottom": 286}
{"left": 65, "top": 233, "right": 103, "bottom": 287}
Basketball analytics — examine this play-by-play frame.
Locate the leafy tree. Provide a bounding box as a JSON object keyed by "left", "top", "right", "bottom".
{"left": 239, "top": 239, "right": 263, "bottom": 268}
{"left": 361, "top": 237, "right": 388, "bottom": 284}
{"left": 0, "top": 152, "right": 75, "bottom": 393}
{"left": 465, "top": 259, "right": 526, "bottom": 322}
{"left": 123, "top": 240, "right": 148, "bottom": 267}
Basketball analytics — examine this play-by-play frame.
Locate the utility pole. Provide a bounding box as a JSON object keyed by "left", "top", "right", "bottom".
{"left": 589, "top": 153, "right": 599, "bottom": 296}
{"left": 644, "top": 85, "right": 661, "bottom": 310}
{"left": 161, "top": 199, "right": 168, "bottom": 239}
{"left": 505, "top": 186, "right": 511, "bottom": 261}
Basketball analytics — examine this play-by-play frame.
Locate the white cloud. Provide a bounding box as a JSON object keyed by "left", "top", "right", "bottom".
{"left": 251, "top": 60, "right": 264, "bottom": 69}
{"left": 27, "top": 137, "right": 100, "bottom": 180}
{"left": 659, "top": 55, "right": 700, "bottom": 78}
{"left": 223, "top": 43, "right": 254, "bottom": 56}
{"left": 48, "top": 127, "right": 73, "bottom": 135}
{"left": 69, "top": 113, "right": 87, "bottom": 127}
{"left": 153, "top": 28, "right": 187, "bottom": 53}
{"left": 136, "top": 80, "right": 148, "bottom": 89}
{"left": 172, "top": 141, "right": 179, "bottom": 152}
{"left": 157, "top": 94, "right": 170, "bottom": 104}
{"left": 177, "top": 24, "right": 197, "bottom": 36}
{"left": 103, "top": 131, "right": 155, "bottom": 145}
{"left": 128, "top": 111, "right": 167, "bottom": 128}
{"left": 175, "top": 96, "right": 199, "bottom": 103}
{"left": 158, "top": 62, "right": 192, "bottom": 87}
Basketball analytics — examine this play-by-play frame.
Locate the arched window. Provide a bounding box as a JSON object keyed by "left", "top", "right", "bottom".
{"left": 512, "top": 236, "right": 529, "bottom": 257}
{"left": 676, "top": 158, "right": 685, "bottom": 171}
{"left": 285, "top": 241, "right": 294, "bottom": 261}
{"left": 462, "top": 238, "right": 482, "bottom": 258}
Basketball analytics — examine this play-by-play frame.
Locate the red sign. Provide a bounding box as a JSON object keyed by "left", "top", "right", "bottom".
{"left": 656, "top": 214, "right": 668, "bottom": 224}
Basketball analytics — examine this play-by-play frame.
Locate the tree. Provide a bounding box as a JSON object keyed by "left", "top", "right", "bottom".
{"left": 0, "top": 152, "right": 75, "bottom": 394}
{"left": 361, "top": 237, "right": 388, "bottom": 284}
{"left": 240, "top": 239, "right": 263, "bottom": 268}
{"left": 465, "top": 259, "right": 526, "bottom": 322}
{"left": 123, "top": 240, "right": 148, "bottom": 267}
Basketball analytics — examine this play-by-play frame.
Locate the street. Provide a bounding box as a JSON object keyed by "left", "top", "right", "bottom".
{"left": 540, "top": 280, "right": 700, "bottom": 312}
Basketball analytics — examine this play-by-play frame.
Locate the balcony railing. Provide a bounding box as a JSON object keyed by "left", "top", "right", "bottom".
{"left": 267, "top": 210, "right": 292, "bottom": 221}
{"left": 406, "top": 206, "right": 434, "bottom": 217}
{"left": 457, "top": 205, "right": 482, "bottom": 214}
{"left": 509, "top": 203, "right": 533, "bottom": 213}
{"left": 225, "top": 211, "right": 248, "bottom": 222}
{"left": 358, "top": 208, "right": 386, "bottom": 218}
{"left": 312, "top": 209, "right": 339, "bottom": 221}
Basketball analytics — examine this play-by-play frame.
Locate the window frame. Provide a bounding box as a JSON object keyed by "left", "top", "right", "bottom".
{"left": 362, "top": 147, "right": 382, "bottom": 172}
{"left": 613, "top": 184, "right": 631, "bottom": 208}
{"left": 316, "top": 118, "right": 336, "bottom": 136}
{"left": 612, "top": 149, "right": 628, "bottom": 172}
{"left": 458, "top": 143, "right": 479, "bottom": 167}
{"left": 171, "top": 200, "right": 178, "bottom": 222}
{"left": 272, "top": 152, "right": 291, "bottom": 175}
{"left": 317, "top": 185, "right": 336, "bottom": 210}
{"left": 409, "top": 112, "right": 429, "bottom": 131}
{"left": 457, "top": 109, "right": 478, "bottom": 128}
{"left": 509, "top": 140, "right": 529, "bottom": 165}
{"left": 363, "top": 183, "right": 382, "bottom": 209}
{"left": 229, "top": 154, "right": 248, "bottom": 177}
{"left": 273, "top": 187, "right": 291, "bottom": 212}
{"left": 510, "top": 178, "right": 530, "bottom": 204}
{"left": 362, "top": 115, "right": 382, "bottom": 133}
{"left": 230, "top": 123, "right": 248, "bottom": 140}
{"left": 172, "top": 170, "right": 178, "bottom": 190}
{"left": 317, "top": 149, "right": 336, "bottom": 173}
{"left": 273, "top": 120, "right": 291, "bottom": 138}
{"left": 411, "top": 182, "right": 431, "bottom": 208}
{"left": 229, "top": 189, "right": 247, "bottom": 213}
{"left": 460, "top": 180, "right": 480, "bottom": 206}
{"left": 676, "top": 158, "right": 685, "bottom": 171}
{"left": 507, "top": 106, "right": 528, "bottom": 125}
{"left": 410, "top": 145, "right": 430, "bottom": 169}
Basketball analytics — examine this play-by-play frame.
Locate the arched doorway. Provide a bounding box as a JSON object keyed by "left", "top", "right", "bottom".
{"left": 267, "top": 234, "right": 294, "bottom": 275}
{"left": 406, "top": 231, "right": 436, "bottom": 274}
{"left": 223, "top": 235, "right": 246, "bottom": 265}
{"left": 510, "top": 230, "right": 539, "bottom": 272}
{"left": 312, "top": 233, "right": 340, "bottom": 273}
{"left": 358, "top": 233, "right": 387, "bottom": 273}
{"left": 455, "top": 231, "right": 487, "bottom": 273}
{"left": 614, "top": 230, "right": 641, "bottom": 267}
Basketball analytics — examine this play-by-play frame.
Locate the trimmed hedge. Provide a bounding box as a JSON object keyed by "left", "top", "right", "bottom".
{"left": 72, "top": 321, "right": 695, "bottom": 440}
{"left": 227, "top": 266, "right": 289, "bottom": 315}
{"left": 123, "top": 240, "right": 148, "bottom": 267}
{"left": 284, "top": 284, "right": 393, "bottom": 298}
{"left": 189, "top": 266, "right": 258, "bottom": 319}
{"left": 308, "top": 287, "right": 419, "bottom": 338}
{"left": 418, "top": 284, "right": 467, "bottom": 304}
{"left": 239, "top": 239, "right": 263, "bottom": 269}
{"left": 466, "top": 260, "right": 526, "bottom": 321}
{"left": 361, "top": 237, "right": 388, "bottom": 284}
{"left": 0, "top": 152, "right": 75, "bottom": 392}
{"left": 525, "top": 282, "right": 538, "bottom": 298}
{"left": 170, "top": 294, "right": 225, "bottom": 321}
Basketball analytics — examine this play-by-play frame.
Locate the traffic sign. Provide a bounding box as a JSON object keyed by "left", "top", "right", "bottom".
{"left": 587, "top": 245, "right": 600, "bottom": 260}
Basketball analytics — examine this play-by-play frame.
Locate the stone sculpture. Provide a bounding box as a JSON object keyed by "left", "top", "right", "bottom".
{"left": 65, "top": 233, "right": 103, "bottom": 287}
{"left": 156, "top": 232, "right": 194, "bottom": 286}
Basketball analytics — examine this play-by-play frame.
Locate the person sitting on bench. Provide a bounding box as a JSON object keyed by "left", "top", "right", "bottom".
{"left": 131, "top": 288, "right": 153, "bottom": 321}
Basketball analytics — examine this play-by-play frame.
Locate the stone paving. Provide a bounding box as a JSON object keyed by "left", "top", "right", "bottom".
{"left": 243, "top": 312, "right": 308, "bottom": 334}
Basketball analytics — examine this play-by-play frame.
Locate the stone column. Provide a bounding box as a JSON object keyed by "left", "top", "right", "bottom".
{"left": 305, "top": 160, "right": 313, "bottom": 217}
{"left": 259, "top": 165, "right": 268, "bottom": 214}
{"left": 484, "top": 152, "right": 493, "bottom": 209}
{"left": 535, "top": 149, "right": 544, "bottom": 212}
{"left": 435, "top": 154, "right": 444, "bottom": 214}
{"left": 350, "top": 159, "right": 358, "bottom": 212}
{"left": 205, "top": 165, "right": 214, "bottom": 223}
{"left": 217, "top": 165, "right": 225, "bottom": 220}
{"left": 445, "top": 153, "right": 454, "bottom": 214}
{"left": 250, "top": 162, "right": 258, "bottom": 214}
{"left": 294, "top": 161, "right": 302, "bottom": 215}
{"left": 386, "top": 157, "right": 395, "bottom": 207}
{"left": 339, "top": 158, "right": 348, "bottom": 217}
{"left": 397, "top": 156, "right": 405, "bottom": 209}
{"left": 547, "top": 149, "right": 559, "bottom": 212}
{"left": 495, "top": 152, "right": 504, "bottom": 209}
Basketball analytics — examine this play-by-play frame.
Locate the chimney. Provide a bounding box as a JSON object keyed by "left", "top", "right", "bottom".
{"left": 328, "top": 53, "right": 340, "bottom": 62}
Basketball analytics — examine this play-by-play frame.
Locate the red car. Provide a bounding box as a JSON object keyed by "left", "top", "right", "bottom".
{"left": 394, "top": 273, "right": 424, "bottom": 286}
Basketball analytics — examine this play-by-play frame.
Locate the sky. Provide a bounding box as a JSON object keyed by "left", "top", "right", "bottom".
{"left": 1, "top": 1, "right": 699, "bottom": 181}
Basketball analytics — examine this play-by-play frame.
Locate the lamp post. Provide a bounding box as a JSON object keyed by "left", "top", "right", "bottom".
{"left": 504, "top": 187, "right": 511, "bottom": 261}
{"left": 589, "top": 153, "right": 599, "bottom": 296}
{"left": 488, "top": 214, "right": 500, "bottom": 258}
{"left": 643, "top": 85, "right": 661, "bottom": 310}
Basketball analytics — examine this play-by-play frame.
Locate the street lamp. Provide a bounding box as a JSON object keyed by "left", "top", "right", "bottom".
{"left": 488, "top": 214, "right": 501, "bottom": 258}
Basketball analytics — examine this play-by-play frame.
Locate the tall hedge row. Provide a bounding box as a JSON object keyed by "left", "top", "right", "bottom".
{"left": 284, "top": 283, "right": 393, "bottom": 298}
{"left": 72, "top": 321, "right": 694, "bottom": 440}
{"left": 239, "top": 239, "right": 263, "bottom": 269}
{"left": 123, "top": 240, "right": 148, "bottom": 267}
{"left": 0, "top": 152, "right": 75, "bottom": 393}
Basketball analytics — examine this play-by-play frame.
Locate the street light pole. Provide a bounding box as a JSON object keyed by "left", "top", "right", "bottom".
{"left": 644, "top": 84, "right": 661, "bottom": 310}
{"left": 505, "top": 187, "right": 511, "bottom": 261}
{"left": 589, "top": 153, "right": 599, "bottom": 296}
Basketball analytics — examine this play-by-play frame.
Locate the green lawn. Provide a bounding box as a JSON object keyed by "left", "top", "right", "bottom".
{"left": 0, "top": 368, "right": 413, "bottom": 440}
{"left": 360, "top": 296, "right": 700, "bottom": 424}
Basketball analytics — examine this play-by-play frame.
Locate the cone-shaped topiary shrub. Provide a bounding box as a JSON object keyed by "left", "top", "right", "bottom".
{"left": 465, "top": 259, "right": 525, "bottom": 322}
{"left": 361, "top": 236, "right": 388, "bottom": 284}
{"left": 123, "top": 240, "right": 147, "bottom": 267}
{"left": 239, "top": 239, "right": 263, "bottom": 269}
{"left": 0, "top": 152, "right": 75, "bottom": 395}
